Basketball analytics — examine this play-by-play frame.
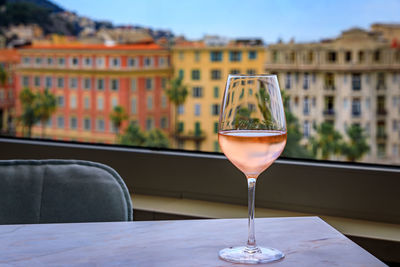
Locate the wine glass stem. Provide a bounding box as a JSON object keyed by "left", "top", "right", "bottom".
{"left": 246, "top": 177, "right": 259, "bottom": 253}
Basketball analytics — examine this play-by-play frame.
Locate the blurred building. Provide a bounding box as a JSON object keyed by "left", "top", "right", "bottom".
{"left": 15, "top": 43, "right": 172, "bottom": 143}
{"left": 172, "top": 38, "right": 266, "bottom": 151}
{"left": 0, "top": 49, "right": 19, "bottom": 135}
{"left": 265, "top": 24, "right": 400, "bottom": 164}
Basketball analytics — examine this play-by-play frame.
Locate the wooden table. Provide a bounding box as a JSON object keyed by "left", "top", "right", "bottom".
{"left": 0, "top": 217, "right": 385, "bottom": 266}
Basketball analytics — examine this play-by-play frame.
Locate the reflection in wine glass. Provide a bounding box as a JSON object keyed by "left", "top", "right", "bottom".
{"left": 218, "top": 74, "right": 286, "bottom": 264}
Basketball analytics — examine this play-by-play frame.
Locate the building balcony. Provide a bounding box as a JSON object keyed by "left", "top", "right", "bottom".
{"left": 323, "top": 109, "right": 335, "bottom": 116}
{"left": 324, "top": 85, "right": 335, "bottom": 91}
{"left": 174, "top": 130, "right": 206, "bottom": 141}
{"left": 377, "top": 110, "right": 387, "bottom": 116}
{"left": 352, "top": 111, "right": 361, "bottom": 118}
{"left": 376, "top": 84, "right": 386, "bottom": 90}
{"left": 376, "top": 132, "right": 387, "bottom": 142}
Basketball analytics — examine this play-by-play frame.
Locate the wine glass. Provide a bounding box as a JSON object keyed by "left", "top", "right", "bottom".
{"left": 218, "top": 74, "right": 287, "bottom": 264}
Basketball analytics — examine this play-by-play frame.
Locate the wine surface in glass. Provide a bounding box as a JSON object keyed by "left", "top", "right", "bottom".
{"left": 218, "top": 130, "right": 287, "bottom": 179}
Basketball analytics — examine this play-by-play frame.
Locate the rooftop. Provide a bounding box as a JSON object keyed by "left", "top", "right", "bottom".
{"left": 0, "top": 49, "right": 20, "bottom": 63}
{"left": 19, "top": 42, "right": 165, "bottom": 51}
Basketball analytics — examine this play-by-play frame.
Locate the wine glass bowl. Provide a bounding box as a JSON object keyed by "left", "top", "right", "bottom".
{"left": 218, "top": 74, "right": 286, "bottom": 264}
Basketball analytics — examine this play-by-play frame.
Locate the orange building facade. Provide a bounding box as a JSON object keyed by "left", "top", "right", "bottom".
{"left": 0, "top": 49, "right": 19, "bottom": 135}
{"left": 15, "top": 44, "right": 172, "bottom": 143}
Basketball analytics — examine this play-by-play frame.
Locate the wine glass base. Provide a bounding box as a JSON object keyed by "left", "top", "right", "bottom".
{"left": 219, "top": 246, "right": 284, "bottom": 264}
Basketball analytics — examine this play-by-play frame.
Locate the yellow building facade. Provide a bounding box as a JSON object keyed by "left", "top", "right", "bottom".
{"left": 172, "top": 41, "right": 266, "bottom": 152}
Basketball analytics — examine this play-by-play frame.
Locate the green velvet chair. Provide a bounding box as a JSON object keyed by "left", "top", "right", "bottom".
{"left": 0, "top": 160, "right": 133, "bottom": 224}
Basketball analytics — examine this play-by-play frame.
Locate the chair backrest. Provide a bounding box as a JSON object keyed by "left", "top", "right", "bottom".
{"left": 0, "top": 159, "right": 133, "bottom": 224}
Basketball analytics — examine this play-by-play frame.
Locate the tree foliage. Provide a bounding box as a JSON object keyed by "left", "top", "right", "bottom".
{"left": 341, "top": 124, "right": 370, "bottom": 161}
{"left": 109, "top": 105, "right": 128, "bottom": 137}
{"left": 144, "top": 129, "right": 169, "bottom": 148}
{"left": 35, "top": 88, "right": 56, "bottom": 137}
{"left": 119, "top": 123, "right": 169, "bottom": 148}
{"left": 165, "top": 77, "right": 188, "bottom": 137}
{"left": 0, "top": 65, "right": 7, "bottom": 86}
{"left": 310, "top": 122, "right": 343, "bottom": 160}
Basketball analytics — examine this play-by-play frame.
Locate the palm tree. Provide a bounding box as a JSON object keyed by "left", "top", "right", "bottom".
{"left": 341, "top": 124, "right": 370, "bottom": 162}
{"left": 109, "top": 105, "right": 128, "bottom": 139}
{"left": 310, "top": 122, "right": 343, "bottom": 160}
{"left": 165, "top": 77, "right": 188, "bottom": 143}
{"left": 35, "top": 88, "right": 56, "bottom": 138}
{"left": 19, "top": 87, "right": 38, "bottom": 137}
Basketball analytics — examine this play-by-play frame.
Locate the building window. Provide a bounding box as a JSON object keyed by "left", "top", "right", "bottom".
{"left": 110, "top": 79, "right": 119, "bottom": 91}
{"left": 161, "top": 95, "right": 167, "bottom": 108}
{"left": 210, "top": 51, "right": 222, "bottom": 62}
{"left": 192, "top": 87, "right": 203, "bottom": 98}
{"left": 70, "top": 57, "right": 79, "bottom": 67}
{"left": 214, "top": 87, "right": 219, "bottom": 98}
{"left": 70, "top": 117, "right": 77, "bottom": 130}
{"left": 324, "top": 73, "right": 335, "bottom": 90}
{"left": 131, "top": 98, "right": 137, "bottom": 114}
{"left": 177, "top": 105, "right": 184, "bottom": 115}
{"left": 110, "top": 57, "right": 121, "bottom": 68}
{"left": 97, "top": 97, "right": 104, "bottom": 111}
{"left": 178, "top": 69, "right": 184, "bottom": 79}
{"left": 97, "top": 79, "right": 104, "bottom": 90}
{"left": 191, "top": 69, "right": 200, "bottom": 80}
{"left": 22, "top": 76, "right": 30, "bottom": 87}
{"left": 146, "top": 78, "right": 153, "bottom": 90}
{"left": 96, "top": 119, "right": 105, "bottom": 132}
{"left": 35, "top": 57, "right": 42, "bottom": 66}
{"left": 57, "top": 116, "right": 64, "bottom": 128}
{"left": 110, "top": 97, "right": 118, "bottom": 109}
{"left": 377, "top": 143, "right": 386, "bottom": 158}
{"left": 175, "top": 121, "right": 183, "bottom": 134}
{"left": 303, "top": 97, "right": 310, "bottom": 115}
{"left": 345, "top": 51, "right": 352, "bottom": 62}
{"left": 147, "top": 96, "right": 153, "bottom": 110}
{"left": 22, "top": 57, "right": 31, "bottom": 65}
{"left": 194, "top": 122, "right": 202, "bottom": 137}
{"left": 272, "top": 50, "right": 278, "bottom": 63}
{"left": 194, "top": 51, "right": 200, "bottom": 62}
{"left": 303, "top": 73, "right": 309, "bottom": 90}
{"left": 179, "top": 51, "right": 184, "bottom": 60}
{"left": 327, "top": 51, "right": 337, "bottom": 62}
{"left": 214, "top": 141, "right": 220, "bottom": 152}
{"left": 34, "top": 76, "right": 41, "bottom": 87}
{"left": 83, "top": 57, "right": 92, "bottom": 67}
{"left": 83, "top": 78, "right": 91, "bottom": 90}
{"left": 146, "top": 118, "right": 154, "bottom": 131}
{"left": 57, "top": 77, "right": 64, "bottom": 88}
{"left": 47, "top": 57, "right": 53, "bottom": 65}
{"left": 194, "top": 104, "right": 201, "bottom": 116}
{"left": 211, "top": 69, "right": 221, "bottom": 80}
{"left": 352, "top": 98, "right": 361, "bottom": 117}
{"left": 84, "top": 118, "right": 91, "bottom": 131}
{"left": 69, "top": 77, "right": 78, "bottom": 89}
{"left": 352, "top": 73, "right": 361, "bottom": 91}
{"left": 57, "top": 96, "right": 64, "bottom": 107}
{"left": 161, "top": 117, "right": 168, "bottom": 129}
{"left": 58, "top": 57, "right": 65, "bottom": 66}
{"left": 358, "top": 51, "right": 365, "bottom": 63}
{"left": 214, "top": 122, "right": 219, "bottom": 134}
{"left": 229, "top": 51, "right": 242, "bottom": 62}
{"left": 377, "top": 73, "right": 386, "bottom": 90}
{"left": 45, "top": 76, "right": 52, "bottom": 88}
{"left": 128, "top": 57, "right": 137, "bottom": 68}
{"left": 131, "top": 78, "right": 137, "bottom": 91}
{"left": 247, "top": 69, "right": 256, "bottom": 75}
{"left": 230, "top": 69, "right": 240, "bottom": 74}
{"left": 84, "top": 97, "right": 90, "bottom": 110}
{"left": 285, "top": 72, "right": 291, "bottom": 89}
{"left": 248, "top": 50, "right": 257, "bottom": 60}
{"left": 96, "top": 57, "right": 105, "bottom": 68}
{"left": 374, "top": 50, "right": 381, "bottom": 62}
{"left": 161, "top": 77, "right": 167, "bottom": 89}
{"left": 324, "top": 96, "right": 335, "bottom": 114}
{"left": 144, "top": 57, "right": 153, "bottom": 67}
{"left": 70, "top": 95, "right": 77, "bottom": 109}
{"left": 303, "top": 120, "right": 310, "bottom": 138}
{"left": 211, "top": 104, "right": 220, "bottom": 116}
{"left": 159, "top": 57, "right": 166, "bottom": 67}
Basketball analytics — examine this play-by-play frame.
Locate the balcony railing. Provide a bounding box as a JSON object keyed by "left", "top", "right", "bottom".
{"left": 175, "top": 131, "right": 206, "bottom": 141}
{"left": 376, "top": 132, "right": 387, "bottom": 140}
{"left": 376, "top": 83, "right": 386, "bottom": 90}
{"left": 377, "top": 109, "right": 387, "bottom": 116}
{"left": 323, "top": 109, "right": 335, "bottom": 116}
{"left": 352, "top": 111, "right": 361, "bottom": 117}
{"left": 324, "top": 85, "right": 335, "bottom": 90}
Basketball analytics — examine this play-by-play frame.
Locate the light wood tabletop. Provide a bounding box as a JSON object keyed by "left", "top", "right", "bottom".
{"left": 0, "top": 216, "right": 385, "bottom": 266}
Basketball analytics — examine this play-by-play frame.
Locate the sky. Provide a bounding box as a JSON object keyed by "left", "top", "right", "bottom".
{"left": 52, "top": 0, "right": 400, "bottom": 43}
